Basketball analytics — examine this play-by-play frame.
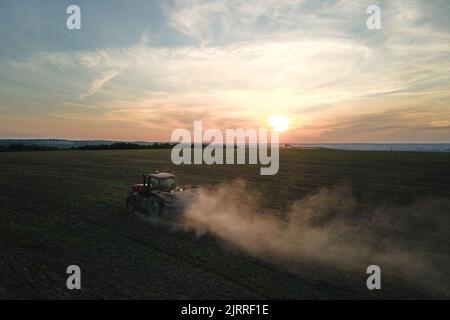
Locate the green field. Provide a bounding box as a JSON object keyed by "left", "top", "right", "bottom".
{"left": 1, "top": 149, "right": 449, "bottom": 299}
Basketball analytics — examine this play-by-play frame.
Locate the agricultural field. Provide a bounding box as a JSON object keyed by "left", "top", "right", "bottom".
{"left": 0, "top": 149, "right": 449, "bottom": 299}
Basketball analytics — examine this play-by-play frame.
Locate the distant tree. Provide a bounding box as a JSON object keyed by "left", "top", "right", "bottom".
{"left": 0, "top": 144, "right": 59, "bottom": 152}
{"left": 1, "top": 142, "right": 175, "bottom": 152}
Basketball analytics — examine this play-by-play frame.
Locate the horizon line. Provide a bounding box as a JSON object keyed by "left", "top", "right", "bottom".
{"left": 1, "top": 138, "right": 450, "bottom": 145}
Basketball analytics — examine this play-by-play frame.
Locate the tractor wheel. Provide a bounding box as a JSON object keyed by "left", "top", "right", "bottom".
{"left": 126, "top": 193, "right": 139, "bottom": 214}
{"left": 148, "top": 196, "right": 164, "bottom": 217}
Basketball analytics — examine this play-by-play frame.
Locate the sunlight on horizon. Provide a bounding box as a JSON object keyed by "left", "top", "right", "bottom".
{"left": 268, "top": 115, "right": 289, "bottom": 133}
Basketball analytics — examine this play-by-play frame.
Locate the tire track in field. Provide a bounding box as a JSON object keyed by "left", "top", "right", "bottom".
{"left": 81, "top": 215, "right": 270, "bottom": 298}
{"left": 1, "top": 191, "right": 268, "bottom": 298}
{"left": 81, "top": 207, "right": 355, "bottom": 299}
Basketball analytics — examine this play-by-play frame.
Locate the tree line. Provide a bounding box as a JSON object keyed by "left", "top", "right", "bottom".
{"left": 0, "top": 142, "right": 174, "bottom": 152}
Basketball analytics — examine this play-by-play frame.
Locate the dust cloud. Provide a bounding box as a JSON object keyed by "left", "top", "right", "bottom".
{"left": 176, "top": 180, "right": 450, "bottom": 290}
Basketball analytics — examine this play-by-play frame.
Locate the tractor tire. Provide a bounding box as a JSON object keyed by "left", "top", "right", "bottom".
{"left": 126, "top": 193, "right": 140, "bottom": 214}
{"left": 148, "top": 196, "right": 164, "bottom": 217}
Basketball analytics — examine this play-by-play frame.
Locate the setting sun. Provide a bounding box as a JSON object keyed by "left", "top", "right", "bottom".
{"left": 268, "top": 115, "right": 289, "bottom": 132}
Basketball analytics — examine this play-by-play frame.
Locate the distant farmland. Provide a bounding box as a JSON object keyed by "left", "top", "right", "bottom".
{"left": 0, "top": 149, "right": 449, "bottom": 299}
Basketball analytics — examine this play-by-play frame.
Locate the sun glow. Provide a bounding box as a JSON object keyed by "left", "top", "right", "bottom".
{"left": 268, "top": 115, "right": 289, "bottom": 132}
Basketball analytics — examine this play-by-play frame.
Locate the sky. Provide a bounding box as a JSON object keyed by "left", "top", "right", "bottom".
{"left": 0, "top": 0, "right": 449, "bottom": 143}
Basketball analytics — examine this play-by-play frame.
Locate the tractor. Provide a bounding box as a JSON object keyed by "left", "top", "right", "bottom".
{"left": 126, "top": 171, "right": 198, "bottom": 217}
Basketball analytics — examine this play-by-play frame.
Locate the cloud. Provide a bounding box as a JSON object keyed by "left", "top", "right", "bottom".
{"left": 1, "top": 0, "right": 449, "bottom": 141}
{"left": 79, "top": 70, "right": 123, "bottom": 99}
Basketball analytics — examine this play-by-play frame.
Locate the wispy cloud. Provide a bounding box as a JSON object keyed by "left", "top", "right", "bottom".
{"left": 0, "top": 0, "right": 449, "bottom": 141}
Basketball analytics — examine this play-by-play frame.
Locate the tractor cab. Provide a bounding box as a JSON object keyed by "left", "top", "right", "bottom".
{"left": 143, "top": 172, "right": 176, "bottom": 193}
{"left": 131, "top": 171, "right": 177, "bottom": 194}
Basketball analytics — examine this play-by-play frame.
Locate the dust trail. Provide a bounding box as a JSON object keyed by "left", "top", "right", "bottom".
{"left": 177, "top": 180, "right": 450, "bottom": 293}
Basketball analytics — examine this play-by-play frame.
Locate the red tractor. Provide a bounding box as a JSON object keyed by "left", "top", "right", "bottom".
{"left": 126, "top": 171, "right": 197, "bottom": 217}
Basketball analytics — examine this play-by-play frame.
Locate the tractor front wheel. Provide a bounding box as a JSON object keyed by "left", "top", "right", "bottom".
{"left": 148, "top": 196, "right": 164, "bottom": 217}
{"left": 126, "top": 193, "right": 140, "bottom": 214}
